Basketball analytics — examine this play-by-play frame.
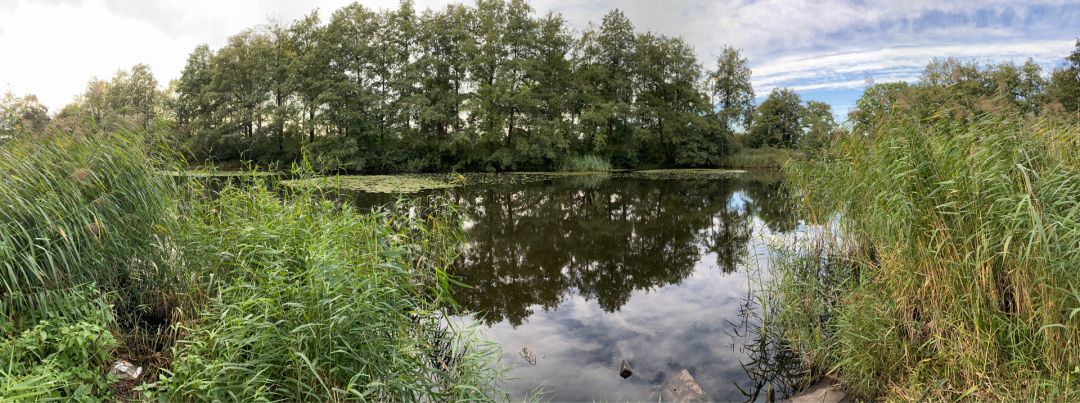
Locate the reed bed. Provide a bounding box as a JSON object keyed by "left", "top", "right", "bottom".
{"left": 0, "top": 131, "right": 502, "bottom": 401}
{"left": 158, "top": 181, "right": 502, "bottom": 401}
{"left": 559, "top": 154, "right": 612, "bottom": 172}
{"left": 776, "top": 111, "right": 1080, "bottom": 400}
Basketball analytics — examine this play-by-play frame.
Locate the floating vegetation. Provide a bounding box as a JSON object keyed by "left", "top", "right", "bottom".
{"left": 282, "top": 169, "right": 746, "bottom": 194}
{"left": 623, "top": 169, "right": 745, "bottom": 180}
{"left": 283, "top": 174, "right": 461, "bottom": 193}
{"left": 160, "top": 169, "right": 282, "bottom": 178}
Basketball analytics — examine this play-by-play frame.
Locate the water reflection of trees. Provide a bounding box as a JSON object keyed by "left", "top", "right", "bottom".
{"left": 447, "top": 177, "right": 759, "bottom": 326}
{"left": 738, "top": 173, "right": 798, "bottom": 234}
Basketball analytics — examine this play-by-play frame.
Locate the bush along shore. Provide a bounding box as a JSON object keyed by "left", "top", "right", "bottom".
{"left": 773, "top": 110, "right": 1080, "bottom": 400}
{"left": 0, "top": 131, "right": 502, "bottom": 401}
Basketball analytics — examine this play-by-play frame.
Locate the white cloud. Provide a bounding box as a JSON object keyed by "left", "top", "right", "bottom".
{"left": 750, "top": 39, "right": 1076, "bottom": 94}
{"left": 1, "top": 0, "right": 1076, "bottom": 111}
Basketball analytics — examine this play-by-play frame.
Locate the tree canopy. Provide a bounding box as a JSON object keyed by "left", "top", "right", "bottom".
{"left": 172, "top": 0, "right": 741, "bottom": 172}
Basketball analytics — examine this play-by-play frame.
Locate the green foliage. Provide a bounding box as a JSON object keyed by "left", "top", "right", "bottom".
{"left": 721, "top": 146, "right": 802, "bottom": 169}
{"left": 748, "top": 89, "right": 803, "bottom": 148}
{"left": 0, "top": 131, "right": 180, "bottom": 332}
{"left": 173, "top": 1, "right": 735, "bottom": 171}
{"left": 156, "top": 181, "right": 501, "bottom": 401}
{"left": 1, "top": 286, "right": 117, "bottom": 401}
{"left": 798, "top": 101, "right": 837, "bottom": 152}
{"left": 1047, "top": 39, "right": 1080, "bottom": 114}
{"left": 0, "top": 129, "right": 501, "bottom": 400}
{"left": 709, "top": 45, "right": 755, "bottom": 131}
{"left": 847, "top": 82, "right": 910, "bottom": 135}
{"left": 0, "top": 91, "right": 50, "bottom": 138}
{"left": 778, "top": 110, "right": 1080, "bottom": 400}
{"left": 560, "top": 154, "right": 612, "bottom": 172}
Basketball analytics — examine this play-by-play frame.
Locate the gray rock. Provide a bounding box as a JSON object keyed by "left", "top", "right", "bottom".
{"left": 787, "top": 379, "right": 847, "bottom": 403}
{"left": 661, "top": 368, "right": 710, "bottom": 402}
{"left": 108, "top": 360, "right": 143, "bottom": 381}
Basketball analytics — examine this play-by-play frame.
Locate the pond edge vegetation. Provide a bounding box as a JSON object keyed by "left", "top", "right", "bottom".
{"left": 0, "top": 131, "right": 504, "bottom": 401}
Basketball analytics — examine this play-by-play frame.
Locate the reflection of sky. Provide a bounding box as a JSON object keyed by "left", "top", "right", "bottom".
{"left": 455, "top": 202, "right": 802, "bottom": 401}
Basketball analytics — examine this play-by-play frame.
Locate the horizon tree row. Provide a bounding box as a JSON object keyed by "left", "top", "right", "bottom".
{"left": 171, "top": 0, "right": 757, "bottom": 172}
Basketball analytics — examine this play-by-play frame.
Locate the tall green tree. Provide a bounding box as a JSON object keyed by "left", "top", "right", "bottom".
{"left": 748, "top": 88, "right": 802, "bottom": 148}
{"left": 108, "top": 64, "right": 159, "bottom": 129}
{"left": 1018, "top": 59, "right": 1047, "bottom": 115}
{"left": 286, "top": 12, "right": 330, "bottom": 144}
{"left": 709, "top": 46, "right": 755, "bottom": 131}
{"left": 413, "top": 4, "right": 473, "bottom": 164}
{"left": 634, "top": 33, "right": 724, "bottom": 165}
{"left": 848, "top": 82, "right": 909, "bottom": 135}
{"left": 575, "top": 10, "right": 637, "bottom": 163}
{"left": 176, "top": 45, "right": 215, "bottom": 142}
{"left": 1048, "top": 39, "right": 1080, "bottom": 115}
{"left": 0, "top": 91, "right": 49, "bottom": 137}
{"left": 799, "top": 100, "right": 836, "bottom": 151}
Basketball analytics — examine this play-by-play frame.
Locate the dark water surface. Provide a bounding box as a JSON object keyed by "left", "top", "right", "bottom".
{"left": 350, "top": 172, "right": 805, "bottom": 401}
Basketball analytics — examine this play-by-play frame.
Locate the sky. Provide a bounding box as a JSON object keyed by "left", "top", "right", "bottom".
{"left": 1, "top": 0, "right": 1078, "bottom": 121}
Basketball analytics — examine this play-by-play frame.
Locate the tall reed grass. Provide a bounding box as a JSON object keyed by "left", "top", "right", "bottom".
{"left": 776, "top": 111, "right": 1080, "bottom": 400}
{"left": 559, "top": 154, "right": 612, "bottom": 172}
{"left": 0, "top": 132, "right": 180, "bottom": 330}
{"left": 0, "top": 131, "right": 180, "bottom": 398}
{"left": 158, "top": 181, "right": 502, "bottom": 401}
{"left": 1, "top": 131, "right": 503, "bottom": 401}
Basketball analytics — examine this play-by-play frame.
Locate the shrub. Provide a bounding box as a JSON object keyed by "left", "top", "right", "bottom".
{"left": 1, "top": 285, "right": 118, "bottom": 400}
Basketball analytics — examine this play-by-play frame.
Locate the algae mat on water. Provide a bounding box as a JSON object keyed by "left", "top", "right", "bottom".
{"left": 283, "top": 174, "right": 461, "bottom": 193}
{"left": 160, "top": 170, "right": 282, "bottom": 178}
{"left": 283, "top": 169, "right": 746, "bottom": 194}
{"left": 622, "top": 169, "right": 746, "bottom": 180}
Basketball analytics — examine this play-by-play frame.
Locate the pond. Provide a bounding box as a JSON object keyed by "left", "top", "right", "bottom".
{"left": 346, "top": 171, "right": 807, "bottom": 401}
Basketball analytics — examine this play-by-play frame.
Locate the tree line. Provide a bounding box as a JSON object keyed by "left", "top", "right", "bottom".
{"left": 2, "top": 0, "right": 1078, "bottom": 172}
{"left": 171, "top": 0, "right": 761, "bottom": 171}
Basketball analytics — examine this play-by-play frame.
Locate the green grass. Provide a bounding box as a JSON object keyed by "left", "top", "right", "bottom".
{"left": 774, "top": 112, "right": 1080, "bottom": 400}
{"left": 559, "top": 154, "right": 612, "bottom": 172}
{"left": 0, "top": 131, "right": 503, "bottom": 401}
{"left": 0, "top": 131, "right": 180, "bottom": 399}
{"left": 156, "top": 181, "right": 501, "bottom": 401}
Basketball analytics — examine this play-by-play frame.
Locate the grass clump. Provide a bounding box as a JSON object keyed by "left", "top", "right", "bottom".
{"left": 559, "top": 154, "right": 612, "bottom": 172}
{"left": 0, "top": 132, "right": 180, "bottom": 329}
{"left": 157, "top": 182, "right": 501, "bottom": 401}
{"left": 776, "top": 112, "right": 1080, "bottom": 400}
{"left": 1, "top": 285, "right": 118, "bottom": 400}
